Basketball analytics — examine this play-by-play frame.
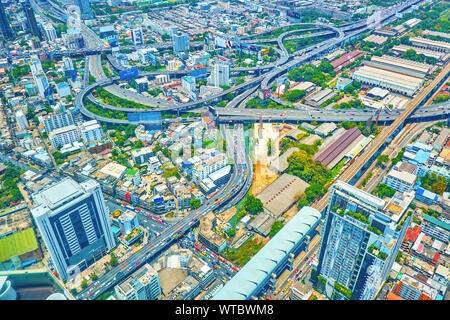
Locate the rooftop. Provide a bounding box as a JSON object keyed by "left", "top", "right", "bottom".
{"left": 213, "top": 206, "right": 321, "bottom": 300}
{"left": 32, "top": 178, "right": 83, "bottom": 211}
{"left": 256, "top": 173, "right": 310, "bottom": 218}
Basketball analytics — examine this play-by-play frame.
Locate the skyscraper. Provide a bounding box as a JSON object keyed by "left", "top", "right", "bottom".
{"left": 316, "top": 181, "right": 412, "bottom": 300}
{"left": 172, "top": 31, "right": 189, "bottom": 53}
{"left": 31, "top": 178, "right": 115, "bottom": 280}
{"left": 0, "top": 0, "right": 13, "bottom": 39}
{"left": 43, "top": 22, "right": 57, "bottom": 42}
{"left": 75, "top": 0, "right": 94, "bottom": 20}
{"left": 22, "top": 0, "right": 42, "bottom": 41}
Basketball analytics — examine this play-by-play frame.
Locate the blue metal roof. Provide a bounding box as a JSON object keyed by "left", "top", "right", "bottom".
{"left": 414, "top": 150, "right": 430, "bottom": 164}
{"left": 213, "top": 206, "right": 321, "bottom": 300}
{"left": 416, "top": 187, "right": 438, "bottom": 201}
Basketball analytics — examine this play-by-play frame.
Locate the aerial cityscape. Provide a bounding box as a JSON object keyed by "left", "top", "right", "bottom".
{"left": 0, "top": 0, "right": 449, "bottom": 304}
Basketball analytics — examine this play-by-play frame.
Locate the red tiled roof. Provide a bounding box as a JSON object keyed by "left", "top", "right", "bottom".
{"left": 330, "top": 50, "right": 364, "bottom": 70}
{"left": 404, "top": 225, "right": 422, "bottom": 243}
{"left": 432, "top": 252, "right": 440, "bottom": 264}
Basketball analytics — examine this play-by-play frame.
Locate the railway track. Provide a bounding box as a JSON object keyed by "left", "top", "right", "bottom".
{"left": 314, "top": 62, "right": 450, "bottom": 212}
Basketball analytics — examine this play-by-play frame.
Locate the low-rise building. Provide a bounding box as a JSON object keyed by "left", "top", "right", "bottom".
{"left": 256, "top": 173, "right": 310, "bottom": 218}
{"left": 197, "top": 212, "right": 227, "bottom": 253}
{"left": 305, "top": 88, "right": 336, "bottom": 107}
{"left": 382, "top": 170, "right": 417, "bottom": 193}
{"left": 115, "top": 264, "right": 162, "bottom": 300}
{"left": 131, "top": 147, "right": 154, "bottom": 165}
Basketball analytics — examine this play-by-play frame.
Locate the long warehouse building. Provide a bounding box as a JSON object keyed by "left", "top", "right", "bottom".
{"left": 314, "top": 127, "right": 362, "bottom": 168}
{"left": 392, "top": 45, "right": 449, "bottom": 62}
{"left": 365, "top": 55, "right": 433, "bottom": 78}
{"left": 212, "top": 206, "right": 322, "bottom": 300}
{"left": 409, "top": 37, "right": 450, "bottom": 53}
{"left": 352, "top": 65, "right": 424, "bottom": 96}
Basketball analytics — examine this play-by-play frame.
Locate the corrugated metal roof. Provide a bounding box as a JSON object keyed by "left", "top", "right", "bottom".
{"left": 213, "top": 207, "right": 321, "bottom": 300}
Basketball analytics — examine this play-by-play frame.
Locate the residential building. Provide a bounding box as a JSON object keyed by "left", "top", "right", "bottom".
{"left": 131, "top": 147, "right": 154, "bottom": 165}
{"left": 316, "top": 181, "right": 411, "bottom": 300}
{"left": 135, "top": 77, "right": 148, "bottom": 93}
{"left": 208, "top": 61, "right": 230, "bottom": 87}
{"left": 43, "top": 112, "right": 75, "bottom": 133}
{"left": 115, "top": 264, "right": 161, "bottom": 300}
{"left": 172, "top": 31, "right": 190, "bottom": 53}
{"left": 48, "top": 125, "right": 80, "bottom": 148}
{"left": 382, "top": 170, "right": 417, "bottom": 193}
{"left": 62, "top": 28, "right": 85, "bottom": 50}
{"left": 31, "top": 179, "right": 115, "bottom": 280}
{"left": 182, "top": 76, "right": 196, "bottom": 94}
{"left": 15, "top": 110, "right": 29, "bottom": 131}
{"left": 56, "top": 82, "right": 71, "bottom": 98}
{"left": 192, "top": 153, "right": 226, "bottom": 183}
{"left": 34, "top": 73, "right": 50, "bottom": 98}
{"left": 197, "top": 212, "right": 227, "bottom": 253}
{"left": 79, "top": 120, "right": 104, "bottom": 143}
{"left": 43, "top": 23, "right": 57, "bottom": 42}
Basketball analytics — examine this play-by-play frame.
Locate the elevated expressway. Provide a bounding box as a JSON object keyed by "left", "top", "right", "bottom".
{"left": 40, "top": 0, "right": 447, "bottom": 300}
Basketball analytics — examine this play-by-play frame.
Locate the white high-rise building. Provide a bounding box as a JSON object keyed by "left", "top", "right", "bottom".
{"left": 62, "top": 56, "right": 74, "bottom": 72}
{"left": 115, "top": 263, "right": 162, "bottom": 300}
{"left": 208, "top": 61, "right": 230, "bottom": 87}
{"left": 48, "top": 124, "right": 80, "bottom": 148}
{"left": 79, "top": 120, "right": 104, "bottom": 143}
{"left": 43, "top": 22, "right": 57, "bottom": 42}
{"left": 29, "top": 56, "right": 43, "bottom": 75}
{"left": 172, "top": 31, "right": 190, "bottom": 53}
{"left": 15, "top": 110, "right": 29, "bottom": 131}
{"left": 31, "top": 178, "right": 115, "bottom": 280}
{"left": 34, "top": 73, "right": 50, "bottom": 98}
{"left": 43, "top": 112, "right": 75, "bottom": 134}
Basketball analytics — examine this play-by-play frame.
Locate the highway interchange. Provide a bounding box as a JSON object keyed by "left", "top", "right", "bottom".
{"left": 33, "top": 0, "right": 449, "bottom": 300}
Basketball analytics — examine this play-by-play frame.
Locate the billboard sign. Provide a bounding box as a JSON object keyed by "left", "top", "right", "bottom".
{"left": 260, "top": 48, "right": 270, "bottom": 56}
{"left": 119, "top": 67, "right": 139, "bottom": 81}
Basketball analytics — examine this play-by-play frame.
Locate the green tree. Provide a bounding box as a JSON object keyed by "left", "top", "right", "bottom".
{"left": 190, "top": 198, "right": 201, "bottom": 209}
{"left": 244, "top": 195, "right": 263, "bottom": 214}
{"left": 269, "top": 221, "right": 284, "bottom": 237}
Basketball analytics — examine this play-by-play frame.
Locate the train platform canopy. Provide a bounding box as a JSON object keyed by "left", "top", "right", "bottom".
{"left": 212, "top": 206, "right": 321, "bottom": 300}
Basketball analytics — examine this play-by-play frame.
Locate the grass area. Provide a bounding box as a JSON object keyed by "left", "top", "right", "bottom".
{"left": 0, "top": 228, "right": 38, "bottom": 262}
{"left": 331, "top": 159, "right": 346, "bottom": 179}
{"left": 95, "top": 87, "right": 156, "bottom": 110}
{"left": 224, "top": 236, "right": 264, "bottom": 266}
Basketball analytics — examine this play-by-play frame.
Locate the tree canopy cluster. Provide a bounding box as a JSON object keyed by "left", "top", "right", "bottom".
{"left": 287, "top": 61, "right": 335, "bottom": 86}
{"left": 420, "top": 173, "right": 449, "bottom": 195}
{"left": 0, "top": 166, "right": 23, "bottom": 209}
